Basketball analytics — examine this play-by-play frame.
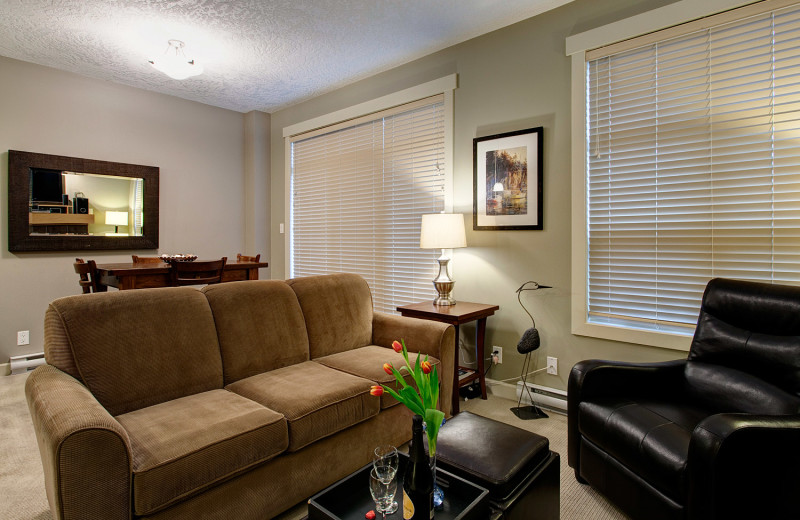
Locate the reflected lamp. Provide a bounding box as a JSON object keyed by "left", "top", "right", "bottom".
{"left": 106, "top": 211, "right": 129, "bottom": 233}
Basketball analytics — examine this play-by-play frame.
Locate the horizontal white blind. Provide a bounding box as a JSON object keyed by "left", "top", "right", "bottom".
{"left": 133, "top": 179, "right": 144, "bottom": 236}
{"left": 291, "top": 96, "right": 445, "bottom": 312}
{"left": 586, "top": 4, "right": 800, "bottom": 333}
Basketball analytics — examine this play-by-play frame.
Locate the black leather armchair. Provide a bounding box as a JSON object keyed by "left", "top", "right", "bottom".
{"left": 568, "top": 278, "right": 800, "bottom": 520}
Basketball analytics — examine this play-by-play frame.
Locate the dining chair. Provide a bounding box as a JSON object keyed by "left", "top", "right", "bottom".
{"left": 73, "top": 258, "right": 106, "bottom": 293}
{"left": 236, "top": 253, "right": 260, "bottom": 263}
{"left": 170, "top": 257, "right": 227, "bottom": 287}
{"left": 131, "top": 255, "right": 163, "bottom": 264}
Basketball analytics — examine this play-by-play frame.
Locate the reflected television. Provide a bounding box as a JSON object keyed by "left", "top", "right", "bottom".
{"left": 30, "top": 167, "right": 64, "bottom": 204}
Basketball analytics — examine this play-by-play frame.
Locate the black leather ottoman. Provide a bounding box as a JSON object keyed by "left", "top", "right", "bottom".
{"left": 435, "top": 412, "right": 560, "bottom": 520}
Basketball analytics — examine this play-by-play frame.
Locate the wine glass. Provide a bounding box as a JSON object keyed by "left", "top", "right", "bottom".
{"left": 369, "top": 467, "right": 397, "bottom": 519}
{"left": 373, "top": 445, "right": 399, "bottom": 481}
{"left": 372, "top": 445, "right": 399, "bottom": 513}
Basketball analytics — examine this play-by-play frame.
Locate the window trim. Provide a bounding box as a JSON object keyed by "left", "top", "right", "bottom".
{"left": 282, "top": 74, "right": 457, "bottom": 279}
{"left": 566, "top": 0, "right": 785, "bottom": 351}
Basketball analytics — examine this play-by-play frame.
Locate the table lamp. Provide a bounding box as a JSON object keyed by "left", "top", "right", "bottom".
{"left": 420, "top": 213, "right": 467, "bottom": 306}
{"left": 106, "top": 211, "right": 129, "bottom": 233}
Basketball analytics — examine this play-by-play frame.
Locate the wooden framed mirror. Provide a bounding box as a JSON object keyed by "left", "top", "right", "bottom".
{"left": 8, "top": 150, "right": 159, "bottom": 252}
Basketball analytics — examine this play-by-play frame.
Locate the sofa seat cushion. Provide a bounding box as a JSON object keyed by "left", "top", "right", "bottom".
{"left": 315, "top": 345, "right": 441, "bottom": 409}
{"left": 579, "top": 397, "right": 710, "bottom": 502}
{"left": 116, "top": 389, "right": 288, "bottom": 516}
{"left": 226, "top": 361, "right": 379, "bottom": 451}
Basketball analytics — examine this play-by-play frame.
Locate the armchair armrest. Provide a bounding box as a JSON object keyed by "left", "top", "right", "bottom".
{"left": 687, "top": 413, "right": 800, "bottom": 519}
{"left": 25, "top": 364, "right": 132, "bottom": 520}
{"left": 372, "top": 311, "right": 455, "bottom": 416}
{"left": 568, "top": 359, "right": 686, "bottom": 469}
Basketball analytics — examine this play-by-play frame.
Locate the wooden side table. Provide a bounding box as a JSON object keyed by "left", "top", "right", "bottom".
{"left": 396, "top": 301, "right": 500, "bottom": 414}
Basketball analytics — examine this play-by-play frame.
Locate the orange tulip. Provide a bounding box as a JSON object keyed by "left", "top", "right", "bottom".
{"left": 383, "top": 363, "right": 393, "bottom": 375}
{"left": 370, "top": 385, "right": 384, "bottom": 396}
{"left": 392, "top": 340, "right": 403, "bottom": 353}
{"left": 421, "top": 361, "right": 432, "bottom": 374}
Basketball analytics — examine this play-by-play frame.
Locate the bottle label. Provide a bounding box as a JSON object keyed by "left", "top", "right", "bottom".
{"left": 403, "top": 489, "right": 414, "bottom": 519}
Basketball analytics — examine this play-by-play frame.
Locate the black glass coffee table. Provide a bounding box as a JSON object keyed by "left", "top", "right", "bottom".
{"left": 308, "top": 452, "right": 489, "bottom": 520}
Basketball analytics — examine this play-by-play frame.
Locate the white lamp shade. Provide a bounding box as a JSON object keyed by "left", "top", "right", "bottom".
{"left": 105, "top": 211, "right": 129, "bottom": 227}
{"left": 150, "top": 56, "right": 203, "bottom": 80}
{"left": 420, "top": 213, "right": 467, "bottom": 249}
{"left": 149, "top": 40, "right": 203, "bottom": 80}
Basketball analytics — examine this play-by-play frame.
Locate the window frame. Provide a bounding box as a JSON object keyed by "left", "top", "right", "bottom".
{"left": 566, "top": 0, "right": 791, "bottom": 350}
{"left": 282, "top": 74, "right": 457, "bottom": 291}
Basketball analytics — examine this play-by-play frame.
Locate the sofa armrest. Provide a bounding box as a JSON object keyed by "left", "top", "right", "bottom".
{"left": 372, "top": 312, "right": 456, "bottom": 416}
{"left": 687, "top": 413, "right": 800, "bottom": 519}
{"left": 25, "top": 364, "right": 132, "bottom": 520}
{"left": 568, "top": 359, "right": 686, "bottom": 469}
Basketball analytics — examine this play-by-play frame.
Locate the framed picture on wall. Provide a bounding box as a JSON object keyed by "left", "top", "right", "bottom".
{"left": 473, "top": 127, "right": 543, "bottom": 230}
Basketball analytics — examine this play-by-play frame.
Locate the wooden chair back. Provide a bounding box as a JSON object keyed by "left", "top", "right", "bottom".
{"left": 73, "top": 258, "right": 106, "bottom": 293}
{"left": 236, "top": 253, "right": 261, "bottom": 263}
{"left": 170, "top": 257, "right": 227, "bottom": 287}
{"left": 132, "top": 255, "right": 163, "bottom": 264}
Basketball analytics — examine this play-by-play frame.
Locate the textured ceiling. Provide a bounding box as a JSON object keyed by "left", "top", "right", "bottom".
{"left": 0, "top": 0, "right": 573, "bottom": 113}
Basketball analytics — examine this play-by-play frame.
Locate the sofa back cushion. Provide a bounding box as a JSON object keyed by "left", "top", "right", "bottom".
{"left": 203, "top": 280, "right": 310, "bottom": 384}
{"left": 47, "top": 288, "right": 223, "bottom": 416}
{"left": 689, "top": 278, "right": 800, "bottom": 396}
{"left": 287, "top": 273, "right": 373, "bottom": 359}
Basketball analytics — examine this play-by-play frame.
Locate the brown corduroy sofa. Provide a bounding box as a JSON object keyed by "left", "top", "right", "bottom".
{"left": 25, "top": 273, "right": 455, "bottom": 520}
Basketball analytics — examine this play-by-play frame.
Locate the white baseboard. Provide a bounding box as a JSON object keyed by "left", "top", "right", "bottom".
{"left": 1, "top": 362, "right": 10, "bottom": 376}
{"left": 485, "top": 378, "right": 520, "bottom": 401}
{"left": 486, "top": 377, "right": 568, "bottom": 415}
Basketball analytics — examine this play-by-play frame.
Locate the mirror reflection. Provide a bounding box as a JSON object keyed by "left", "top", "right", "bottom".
{"left": 29, "top": 169, "right": 145, "bottom": 237}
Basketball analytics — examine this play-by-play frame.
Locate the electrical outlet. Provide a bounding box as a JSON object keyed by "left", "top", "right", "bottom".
{"left": 546, "top": 356, "right": 558, "bottom": 375}
{"left": 492, "top": 346, "right": 503, "bottom": 364}
{"left": 17, "top": 330, "right": 30, "bottom": 346}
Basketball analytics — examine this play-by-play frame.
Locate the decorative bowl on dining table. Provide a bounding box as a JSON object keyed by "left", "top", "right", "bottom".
{"left": 159, "top": 254, "right": 198, "bottom": 263}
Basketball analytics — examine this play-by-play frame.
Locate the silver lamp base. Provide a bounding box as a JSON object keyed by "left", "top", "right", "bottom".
{"left": 432, "top": 256, "right": 456, "bottom": 306}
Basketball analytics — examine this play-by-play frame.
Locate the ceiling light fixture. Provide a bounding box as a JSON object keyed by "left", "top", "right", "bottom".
{"left": 149, "top": 39, "right": 203, "bottom": 80}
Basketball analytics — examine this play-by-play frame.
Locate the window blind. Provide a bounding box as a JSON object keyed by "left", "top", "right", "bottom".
{"left": 586, "top": 4, "right": 800, "bottom": 333}
{"left": 133, "top": 179, "right": 144, "bottom": 236}
{"left": 290, "top": 95, "right": 445, "bottom": 312}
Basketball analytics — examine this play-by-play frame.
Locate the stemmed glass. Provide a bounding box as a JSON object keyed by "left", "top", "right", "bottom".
{"left": 369, "top": 467, "right": 397, "bottom": 519}
{"left": 372, "top": 445, "right": 399, "bottom": 514}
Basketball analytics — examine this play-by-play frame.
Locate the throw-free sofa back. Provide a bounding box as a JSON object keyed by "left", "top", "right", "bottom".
{"left": 44, "top": 288, "right": 223, "bottom": 416}
{"left": 203, "top": 280, "right": 310, "bottom": 384}
{"left": 686, "top": 277, "right": 800, "bottom": 414}
{"left": 287, "top": 273, "right": 374, "bottom": 359}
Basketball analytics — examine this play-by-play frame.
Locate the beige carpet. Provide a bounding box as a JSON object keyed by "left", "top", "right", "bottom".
{"left": 1, "top": 373, "right": 627, "bottom": 519}
{"left": 0, "top": 374, "right": 51, "bottom": 520}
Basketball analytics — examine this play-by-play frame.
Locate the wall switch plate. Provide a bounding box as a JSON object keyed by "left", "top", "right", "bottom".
{"left": 492, "top": 346, "right": 502, "bottom": 364}
{"left": 17, "top": 330, "right": 30, "bottom": 346}
{"left": 279, "top": 223, "right": 285, "bottom": 234}
{"left": 546, "top": 356, "right": 558, "bottom": 375}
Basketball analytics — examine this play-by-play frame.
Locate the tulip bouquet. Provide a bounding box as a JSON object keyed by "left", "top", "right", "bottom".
{"left": 370, "top": 339, "right": 445, "bottom": 456}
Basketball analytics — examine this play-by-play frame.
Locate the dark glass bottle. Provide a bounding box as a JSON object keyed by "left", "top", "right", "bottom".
{"left": 403, "top": 415, "right": 434, "bottom": 520}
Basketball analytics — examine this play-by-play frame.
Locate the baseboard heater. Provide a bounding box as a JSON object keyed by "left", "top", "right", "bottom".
{"left": 9, "top": 352, "right": 45, "bottom": 375}
{"left": 515, "top": 382, "right": 568, "bottom": 414}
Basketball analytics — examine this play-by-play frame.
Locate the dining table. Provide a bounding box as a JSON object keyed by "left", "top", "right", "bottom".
{"left": 96, "top": 260, "right": 269, "bottom": 290}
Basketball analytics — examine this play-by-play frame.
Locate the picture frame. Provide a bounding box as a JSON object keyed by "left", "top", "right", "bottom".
{"left": 473, "top": 127, "right": 543, "bottom": 230}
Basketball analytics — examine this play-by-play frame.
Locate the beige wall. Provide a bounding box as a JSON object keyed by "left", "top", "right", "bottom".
{"left": 270, "top": 0, "right": 684, "bottom": 393}
{"left": 0, "top": 55, "right": 247, "bottom": 370}
{"left": 0, "top": 0, "right": 685, "bottom": 382}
